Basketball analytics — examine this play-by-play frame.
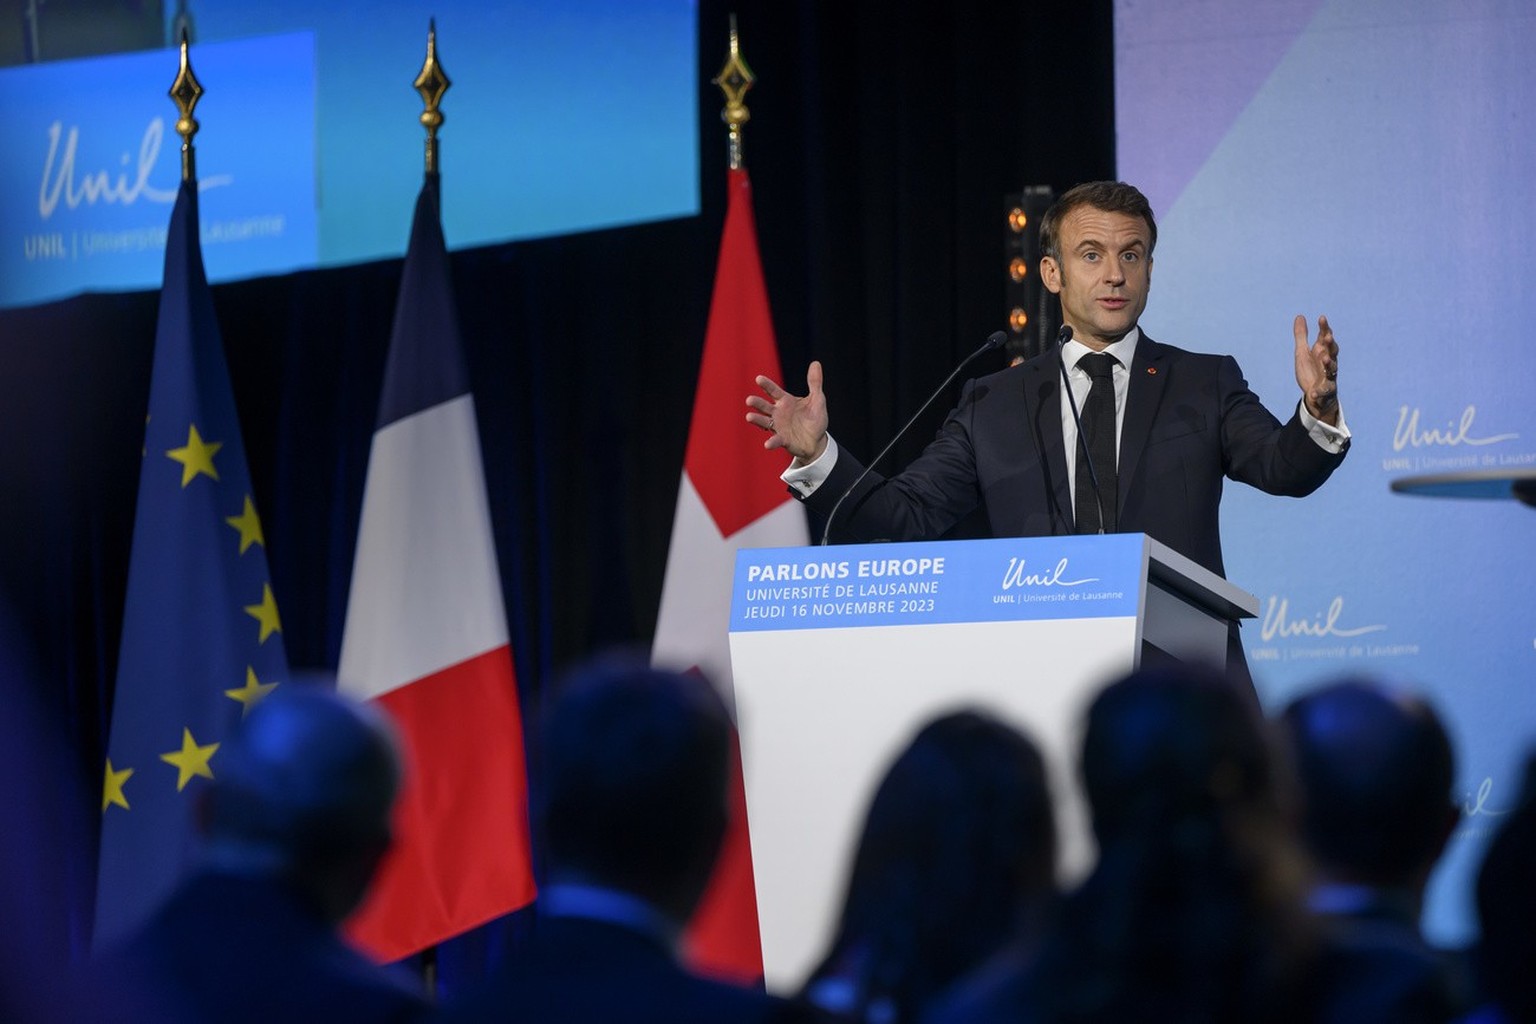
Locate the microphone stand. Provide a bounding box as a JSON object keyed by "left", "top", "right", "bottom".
{"left": 820, "top": 331, "right": 1006, "bottom": 546}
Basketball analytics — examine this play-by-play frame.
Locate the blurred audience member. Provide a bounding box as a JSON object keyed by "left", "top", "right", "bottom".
{"left": 1466, "top": 752, "right": 1536, "bottom": 1024}
{"left": 104, "top": 684, "right": 428, "bottom": 1024}
{"left": 802, "top": 710, "right": 1057, "bottom": 1024}
{"left": 447, "top": 655, "right": 817, "bottom": 1024}
{"left": 1283, "top": 679, "right": 1470, "bottom": 1022}
{"left": 0, "top": 601, "right": 97, "bottom": 1022}
{"left": 931, "top": 665, "right": 1319, "bottom": 1023}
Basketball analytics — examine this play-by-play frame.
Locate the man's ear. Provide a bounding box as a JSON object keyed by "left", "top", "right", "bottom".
{"left": 1041, "top": 255, "right": 1062, "bottom": 295}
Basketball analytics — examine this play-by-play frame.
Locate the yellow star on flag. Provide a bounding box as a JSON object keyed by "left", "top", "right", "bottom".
{"left": 102, "top": 759, "right": 134, "bottom": 812}
{"left": 244, "top": 583, "right": 282, "bottom": 644}
{"left": 224, "top": 495, "right": 265, "bottom": 555}
{"left": 225, "top": 666, "right": 279, "bottom": 715}
{"left": 166, "top": 423, "right": 222, "bottom": 487}
{"left": 160, "top": 728, "right": 218, "bottom": 791}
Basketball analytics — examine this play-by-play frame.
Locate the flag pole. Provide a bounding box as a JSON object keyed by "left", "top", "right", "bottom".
{"left": 408, "top": 20, "right": 452, "bottom": 999}
{"left": 660, "top": 17, "right": 802, "bottom": 983}
{"left": 415, "top": 18, "right": 451, "bottom": 176}
{"left": 98, "top": 24, "right": 289, "bottom": 947}
{"left": 169, "top": 28, "right": 203, "bottom": 182}
{"left": 713, "top": 14, "right": 755, "bottom": 171}
{"left": 341, "top": 12, "right": 535, "bottom": 970}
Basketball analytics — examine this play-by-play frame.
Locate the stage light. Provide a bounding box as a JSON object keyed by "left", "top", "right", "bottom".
{"left": 1003, "top": 186, "right": 1056, "bottom": 362}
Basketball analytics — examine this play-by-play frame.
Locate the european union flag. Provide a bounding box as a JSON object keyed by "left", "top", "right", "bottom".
{"left": 95, "top": 181, "right": 289, "bottom": 947}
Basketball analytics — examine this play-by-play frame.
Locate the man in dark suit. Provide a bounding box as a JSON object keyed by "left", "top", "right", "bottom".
{"left": 446, "top": 656, "right": 817, "bottom": 1024}
{"left": 1282, "top": 679, "right": 1472, "bottom": 1023}
{"left": 745, "top": 181, "right": 1348, "bottom": 581}
{"left": 102, "top": 685, "right": 429, "bottom": 1024}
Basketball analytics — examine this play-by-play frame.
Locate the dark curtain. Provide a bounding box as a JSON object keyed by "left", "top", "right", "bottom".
{"left": 0, "top": 0, "right": 1113, "bottom": 992}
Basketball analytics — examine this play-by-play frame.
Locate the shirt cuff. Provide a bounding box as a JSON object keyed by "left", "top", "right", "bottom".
{"left": 782, "top": 435, "right": 839, "bottom": 496}
{"left": 1298, "top": 400, "right": 1351, "bottom": 454}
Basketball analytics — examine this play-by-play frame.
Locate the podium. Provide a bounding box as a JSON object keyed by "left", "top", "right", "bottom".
{"left": 727, "top": 533, "right": 1257, "bottom": 989}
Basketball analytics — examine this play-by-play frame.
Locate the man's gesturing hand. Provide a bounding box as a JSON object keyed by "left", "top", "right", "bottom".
{"left": 1294, "top": 314, "right": 1340, "bottom": 425}
{"left": 746, "top": 360, "right": 830, "bottom": 463}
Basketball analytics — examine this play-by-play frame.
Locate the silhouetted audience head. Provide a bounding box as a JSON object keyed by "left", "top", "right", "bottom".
{"left": 199, "top": 683, "right": 402, "bottom": 923}
{"left": 536, "top": 656, "right": 732, "bottom": 925}
{"left": 1475, "top": 752, "right": 1536, "bottom": 1023}
{"left": 1081, "top": 666, "right": 1280, "bottom": 842}
{"left": 1279, "top": 679, "right": 1473, "bottom": 1022}
{"left": 805, "top": 710, "right": 1056, "bottom": 1023}
{"left": 1282, "top": 678, "right": 1458, "bottom": 891}
{"left": 103, "top": 684, "right": 425, "bottom": 1024}
{"left": 1032, "top": 665, "right": 1316, "bottom": 1023}
{"left": 449, "top": 657, "right": 802, "bottom": 1024}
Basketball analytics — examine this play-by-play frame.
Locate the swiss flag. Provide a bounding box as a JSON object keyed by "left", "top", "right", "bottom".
{"left": 337, "top": 175, "right": 536, "bottom": 961}
{"left": 652, "top": 167, "right": 810, "bottom": 983}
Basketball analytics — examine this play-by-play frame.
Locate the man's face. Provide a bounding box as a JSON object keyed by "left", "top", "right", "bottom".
{"left": 1042, "top": 206, "right": 1153, "bottom": 350}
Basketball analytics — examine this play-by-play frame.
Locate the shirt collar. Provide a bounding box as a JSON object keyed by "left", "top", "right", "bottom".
{"left": 1064, "top": 325, "right": 1140, "bottom": 373}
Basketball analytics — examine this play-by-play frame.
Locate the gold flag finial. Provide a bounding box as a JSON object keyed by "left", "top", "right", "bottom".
{"left": 712, "top": 15, "right": 755, "bottom": 170}
{"left": 169, "top": 28, "right": 204, "bottom": 182}
{"left": 414, "top": 18, "right": 452, "bottom": 175}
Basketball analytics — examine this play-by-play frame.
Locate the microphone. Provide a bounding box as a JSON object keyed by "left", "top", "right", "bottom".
{"left": 820, "top": 331, "right": 1006, "bottom": 546}
{"left": 1057, "top": 325, "right": 1108, "bottom": 534}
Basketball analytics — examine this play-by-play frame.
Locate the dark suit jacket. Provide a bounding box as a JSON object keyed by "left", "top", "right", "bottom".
{"left": 1314, "top": 890, "right": 1473, "bottom": 1024}
{"left": 806, "top": 334, "right": 1347, "bottom": 578}
{"left": 444, "top": 914, "right": 819, "bottom": 1024}
{"left": 103, "top": 870, "right": 430, "bottom": 1024}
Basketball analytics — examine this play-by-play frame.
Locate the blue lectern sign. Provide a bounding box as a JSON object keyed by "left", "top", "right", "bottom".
{"left": 731, "top": 534, "right": 1145, "bottom": 632}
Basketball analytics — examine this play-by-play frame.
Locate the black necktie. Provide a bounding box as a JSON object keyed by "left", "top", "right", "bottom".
{"left": 1074, "top": 352, "right": 1119, "bottom": 534}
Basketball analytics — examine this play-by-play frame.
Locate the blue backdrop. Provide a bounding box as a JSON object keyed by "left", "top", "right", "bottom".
{"left": 1116, "top": 0, "right": 1536, "bottom": 946}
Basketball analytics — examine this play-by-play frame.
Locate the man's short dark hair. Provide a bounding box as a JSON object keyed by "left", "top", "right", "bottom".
{"left": 1039, "top": 181, "right": 1158, "bottom": 261}
{"left": 1282, "top": 679, "right": 1457, "bottom": 883}
{"left": 536, "top": 656, "right": 732, "bottom": 903}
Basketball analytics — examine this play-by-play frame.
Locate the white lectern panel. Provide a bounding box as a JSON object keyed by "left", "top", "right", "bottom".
{"left": 728, "top": 534, "right": 1153, "bottom": 990}
{"left": 731, "top": 617, "right": 1133, "bottom": 988}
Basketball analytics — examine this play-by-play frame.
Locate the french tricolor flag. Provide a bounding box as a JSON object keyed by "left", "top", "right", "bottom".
{"left": 338, "top": 175, "right": 535, "bottom": 961}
